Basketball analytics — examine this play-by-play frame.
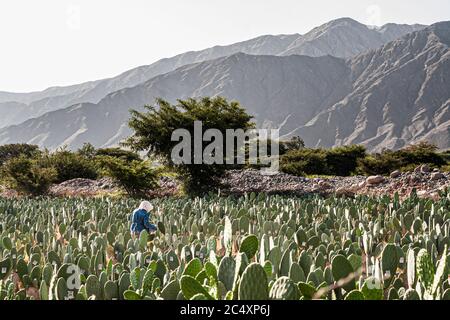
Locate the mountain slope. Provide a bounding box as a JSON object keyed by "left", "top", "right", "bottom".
{"left": 0, "top": 53, "right": 351, "bottom": 150}
{"left": 297, "top": 21, "right": 450, "bottom": 151}
{"left": 0, "top": 18, "right": 425, "bottom": 128}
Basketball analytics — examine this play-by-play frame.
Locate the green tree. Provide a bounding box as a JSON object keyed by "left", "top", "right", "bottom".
{"left": 125, "top": 97, "right": 254, "bottom": 195}
{"left": 97, "top": 156, "right": 158, "bottom": 198}
{"left": 2, "top": 156, "right": 57, "bottom": 196}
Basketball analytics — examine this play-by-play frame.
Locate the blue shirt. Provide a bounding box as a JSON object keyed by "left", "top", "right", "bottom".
{"left": 130, "top": 209, "right": 157, "bottom": 234}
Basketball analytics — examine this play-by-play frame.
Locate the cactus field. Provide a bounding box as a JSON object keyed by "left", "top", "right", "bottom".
{"left": 0, "top": 190, "right": 449, "bottom": 300}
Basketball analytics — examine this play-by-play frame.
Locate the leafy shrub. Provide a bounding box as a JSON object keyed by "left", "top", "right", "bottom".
{"left": 97, "top": 156, "right": 159, "bottom": 198}
{"left": 2, "top": 156, "right": 57, "bottom": 196}
{"left": 0, "top": 143, "right": 41, "bottom": 166}
{"left": 44, "top": 149, "right": 99, "bottom": 183}
{"left": 357, "top": 152, "right": 402, "bottom": 175}
{"left": 281, "top": 149, "right": 328, "bottom": 176}
{"left": 281, "top": 145, "right": 366, "bottom": 176}
{"left": 325, "top": 145, "right": 366, "bottom": 176}
{"left": 358, "top": 142, "right": 446, "bottom": 175}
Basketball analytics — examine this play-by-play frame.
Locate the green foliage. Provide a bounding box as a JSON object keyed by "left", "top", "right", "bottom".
{"left": 358, "top": 142, "right": 446, "bottom": 175}
{"left": 97, "top": 156, "right": 158, "bottom": 197}
{"left": 125, "top": 97, "right": 254, "bottom": 195}
{"left": 43, "top": 149, "right": 99, "bottom": 183}
{"left": 0, "top": 143, "right": 41, "bottom": 166}
{"left": 281, "top": 145, "right": 366, "bottom": 177}
{"left": 2, "top": 156, "right": 57, "bottom": 196}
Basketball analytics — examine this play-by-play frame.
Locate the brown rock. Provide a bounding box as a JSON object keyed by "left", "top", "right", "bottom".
{"left": 390, "top": 170, "right": 401, "bottom": 178}
{"left": 366, "top": 175, "right": 385, "bottom": 186}
{"left": 420, "top": 164, "right": 431, "bottom": 173}
{"left": 431, "top": 172, "right": 445, "bottom": 180}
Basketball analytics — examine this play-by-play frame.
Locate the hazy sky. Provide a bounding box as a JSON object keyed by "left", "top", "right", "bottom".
{"left": 1, "top": 0, "right": 449, "bottom": 93}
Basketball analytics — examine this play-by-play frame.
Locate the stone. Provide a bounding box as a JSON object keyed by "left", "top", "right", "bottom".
{"left": 420, "top": 164, "right": 431, "bottom": 173}
{"left": 366, "top": 175, "right": 385, "bottom": 186}
{"left": 335, "top": 187, "right": 355, "bottom": 197}
{"left": 431, "top": 172, "right": 445, "bottom": 180}
{"left": 390, "top": 170, "right": 401, "bottom": 178}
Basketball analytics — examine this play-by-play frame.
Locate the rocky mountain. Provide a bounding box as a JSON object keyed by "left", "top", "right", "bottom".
{"left": 0, "top": 18, "right": 425, "bottom": 128}
{"left": 297, "top": 21, "right": 450, "bottom": 152}
{"left": 0, "top": 53, "right": 351, "bottom": 150}
{"left": 2, "top": 22, "right": 449, "bottom": 152}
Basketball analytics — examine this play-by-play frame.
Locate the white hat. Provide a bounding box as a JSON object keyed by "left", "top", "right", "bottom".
{"left": 139, "top": 201, "right": 154, "bottom": 212}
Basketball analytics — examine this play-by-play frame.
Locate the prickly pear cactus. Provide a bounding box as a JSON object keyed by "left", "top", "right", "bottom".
{"left": 416, "top": 249, "right": 435, "bottom": 293}
{"left": 269, "top": 276, "right": 300, "bottom": 300}
{"left": 218, "top": 256, "right": 236, "bottom": 292}
{"left": 0, "top": 258, "right": 12, "bottom": 281}
{"left": 238, "top": 263, "right": 269, "bottom": 300}
{"left": 361, "top": 276, "right": 383, "bottom": 300}
{"left": 331, "top": 254, "right": 355, "bottom": 292}
{"left": 180, "top": 275, "right": 213, "bottom": 300}
{"left": 239, "top": 234, "right": 259, "bottom": 260}
{"left": 86, "top": 275, "right": 102, "bottom": 299}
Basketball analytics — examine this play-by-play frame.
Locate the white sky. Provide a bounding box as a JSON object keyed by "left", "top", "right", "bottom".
{"left": 1, "top": 0, "right": 449, "bottom": 93}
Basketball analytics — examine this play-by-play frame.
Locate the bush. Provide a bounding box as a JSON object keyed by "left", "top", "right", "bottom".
{"left": 97, "top": 156, "right": 159, "bottom": 198}
{"left": 357, "top": 142, "right": 446, "bottom": 175}
{"left": 357, "top": 152, "right": 402, "bottom": 175}
{"left": 2, "top": 156, "right": 57, "bottom": 196}
{"left": 44, "top": 149, "right": 99, "bottom": 183}
{"left": 325, "top": 145, "right": 366, "bottom": 176}
{"left": 281, "top": 145, "right": 366, "bottom": 176}
{"left": 281, "top": 149, "right": 328, "bottom": 176}
{"left": 0, "top": 144, "right": 41, "bottom": 166}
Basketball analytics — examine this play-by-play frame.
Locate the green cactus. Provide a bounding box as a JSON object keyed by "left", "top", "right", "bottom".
{"left": 218, "top": 256, "right": 236, "bottom": 291}
{"left": 119, "top": 273, "right": 131, "bottom": 299}
{"left": 238, "top": 263, "right": 269, "bottom": 300}
{"left": 331, "top": 254, "right": 355, "bottom": 292}
{"left": 297, "top": 282, "right": 316, "bottom": 300}
{"left": 180, "top": 275, "right": 213, "bottom": 300}
{"left": 289, "top": 262, "right": 305, "bottom": 284}
{"left": 1, "top": 236, "right": 12, "bottom": 251}
{"left": 86, "top": 274, "right": 102, "bottom": 299}
{"left": 403, "top": 288, "right": 420, "bottom": 300}
{"left": 431, "top": 245, "right": 448, "bottom": 298}
{"left": 160, "top": 280, "right": 180, "bottom": 300}
{"left": 361, "top": 276, "right": 383, "bottom": 300}
{"left": 184, "top": 258, "right": 203, "bottom": 278}
{"left": 416, "top": 249, "right": 435, "bottom": 292}
{"left": 104, "top": 280, "right": 119, "bottom": 300}
{"left": 239, "top": 234, "right": 259, "bottom": 260}
{"left": 55, "top": 277, "right": 69, "bottom": 300}
{"left": 166, "top": 250, "right": 179, "bottom": 271}
{"left": 0, "top": 258, "right": 12, "bottom": 281}
{"left": 380, "top": 244, "right": 398, "bottom": 283}
{"left": 269, "top": 276, "right": 300, "bottom": 300}
{"left": 344, "top": 289, "right": 365, "bottom": 300}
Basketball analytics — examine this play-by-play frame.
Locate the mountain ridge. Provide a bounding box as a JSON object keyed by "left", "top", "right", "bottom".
{"left": 0, "top": 18, "right": 425, "bottom": 128}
